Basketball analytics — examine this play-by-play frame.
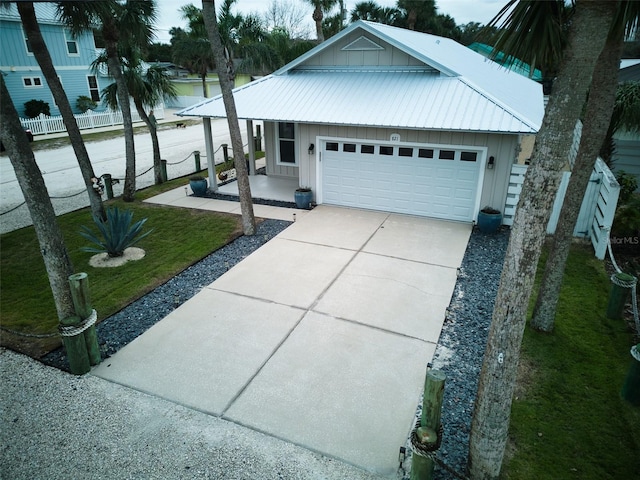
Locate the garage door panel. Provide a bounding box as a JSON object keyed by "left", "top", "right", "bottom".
{"left": 322, "top": 144, "right": 480, "bottom": 221}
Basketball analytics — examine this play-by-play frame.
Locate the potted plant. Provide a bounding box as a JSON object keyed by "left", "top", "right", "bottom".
{"left": 477, "top": 206, "right": 502, "bottom": 233}
{"left": 294, "top": 187, "right": 313, "bottom": 209}
{"left": 189, "top": 176, "right": 208, "bottom": 197}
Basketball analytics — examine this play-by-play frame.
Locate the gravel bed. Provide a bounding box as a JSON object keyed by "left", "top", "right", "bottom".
{"left": 42, "top": 219, "right": 292, "bottom": 370}
{"left": 401, "top": 226, "right": 510, "bottom": 479}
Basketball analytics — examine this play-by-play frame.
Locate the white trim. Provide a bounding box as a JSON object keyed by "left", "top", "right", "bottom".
{"left": 315, "top": 135, "right": 487, "bottom": 219}
{"left": 86, "top": 75, "right": 100, "bottom": 102}
{"left": 22, "top": 76, "right": 43, "bottom": 88}
{"left": 64, "top": 29, "right": 80, "bottom": 57}
{"left": 21, "top": 25, "right": 34, "bottom": 56}
{"left": 0, "top": 65, "right": 91, "bottom": 72}
{"left": 275, "top": 121, "right": 298, "bottom": 167}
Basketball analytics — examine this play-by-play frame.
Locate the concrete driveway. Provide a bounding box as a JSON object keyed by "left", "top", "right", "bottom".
{"left": 93, "top": 205, "right": 471, "bottom": 477}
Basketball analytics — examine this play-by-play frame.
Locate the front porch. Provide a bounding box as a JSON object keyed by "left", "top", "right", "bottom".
{"left": 217, "top": 174, "right": 299, "bottom": 204}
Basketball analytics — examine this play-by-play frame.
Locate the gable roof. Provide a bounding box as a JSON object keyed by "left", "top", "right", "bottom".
{"left": 178, "top": 21, "right": 544, "bottom": 134}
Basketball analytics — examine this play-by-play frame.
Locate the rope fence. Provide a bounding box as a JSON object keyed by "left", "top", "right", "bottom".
{"left": 1, "top": 142, "right": 260, "bottom": 217}
{"left": 607, "top": 233, "right": 639, "bottom": 335}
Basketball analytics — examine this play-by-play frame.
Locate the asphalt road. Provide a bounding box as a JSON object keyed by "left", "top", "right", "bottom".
{"left": 0, "top": 118, "right": 252, "bottom": 234}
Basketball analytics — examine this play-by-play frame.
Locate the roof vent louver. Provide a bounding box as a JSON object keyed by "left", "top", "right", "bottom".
{"left": 341, "top": 36, "right": 384, "bottom": 51}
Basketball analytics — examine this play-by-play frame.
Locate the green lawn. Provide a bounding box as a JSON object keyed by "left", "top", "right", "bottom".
{"left": 503, "top": 245, "right": 640, "bottom": 479}
{"left": 0, "top": 195, "right": 242, "bottom": 357}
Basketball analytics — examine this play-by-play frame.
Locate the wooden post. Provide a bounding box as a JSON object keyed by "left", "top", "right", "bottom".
{"left": 161, "top": 160, "right": 168, "bottom": 182}
{"left": 193, "top": 150, "right": 201, "bottom": 172}
{"left": 69, "top": 273, "right": 101, "bottom": 366}
{"left": 103, "top": 173, "right": 114, "bottom": 200}
{"left": 411, "top": 368, "right": 446, "bottom": 480}
{"left": 60, "top": 316, "right": 90, "bottom": 375}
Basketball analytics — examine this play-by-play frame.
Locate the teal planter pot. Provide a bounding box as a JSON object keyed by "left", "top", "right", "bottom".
{"left": 477, "top": 208, "right": 502, "bottom": 233}
{"left": 294, "top": 188, "right": 313, "bottom": 209}
{"left": 189, "top": 177, "right": 208, "bottom": 197}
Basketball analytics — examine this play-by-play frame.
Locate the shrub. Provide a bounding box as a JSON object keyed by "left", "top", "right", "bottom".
{"left": 76, "top": 95, "right": 97, "bottom": 112}
{"left": 24, "top": 99, "right": 50, "bottom": 118}
{"left": 80, "top": 207, "right": 153, "bottom": 257}
{"left": 615, "top": 170, "right": 639, "bottom": 204}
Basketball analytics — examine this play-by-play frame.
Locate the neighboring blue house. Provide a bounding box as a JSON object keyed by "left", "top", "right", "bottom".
{"left": 0, "top": 3, "right": 105, "bottom": 118}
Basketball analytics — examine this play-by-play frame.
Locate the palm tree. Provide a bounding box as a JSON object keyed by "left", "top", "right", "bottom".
{"left": 468, "top": 2, "right": 618, "bottom": 478}
{"left": 350, "top": 1, "right": 383, "bottom": 22}
{"left": 531, "top": 2, "right": 640, "bottom": 332}
{"left": 17, "top": 2, "right": 105, "bottom": 221}
{"left": 601, "top": 81, "right": 640, "bottom": 163}
{"left": 303, "top": 0, "right": 339, "bottom": 43}
{"left": 484, "top": 0, "right": 571, "bottom": 91}
{"left": 0, "top": 75, "right": 75, "bottom": 322}
{"left": 100, "top": 58, "right": 177, "bottom": 185}
{"left": 202, "top": 0, "right": 256, "bottom": 236}
{"left": 238, "top": 26, "right": 315, "bottom": 76}
{"left": 58, "top": 0, "right": 157, "bottom": 202}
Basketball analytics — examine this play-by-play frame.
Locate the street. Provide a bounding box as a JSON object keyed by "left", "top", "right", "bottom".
{"left": 0, "top": 119, "right": 254, "bottom": 233}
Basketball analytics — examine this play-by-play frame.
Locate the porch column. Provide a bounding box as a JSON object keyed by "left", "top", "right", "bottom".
{"left": 203, "top": 117, "right": 218, "bottom": 192}
{"left": 246, "top": 119, "right": 256, "bottom": 176}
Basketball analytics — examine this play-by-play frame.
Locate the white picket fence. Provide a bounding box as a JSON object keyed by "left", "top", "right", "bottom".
{"left": 504, "top": 157, "right": 620, "bottom": 259}
{"left": 20, "top": 104, "right": 165, "bottom": 136}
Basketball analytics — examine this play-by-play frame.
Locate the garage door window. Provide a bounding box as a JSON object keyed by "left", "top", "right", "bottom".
{"left": 277, "top": 122, "right": 296, "bottom": 165}
{"left": 461, "top": 151, "right": 478, "bottom": 162}
{"left": 399, "top": 147, "right": 413, "bottom": 157}
{"left": 326, "top": 142, "right": 339, "bottom": 151}
{"left": 380, "top": 146, "right": 394, "bottom": 155}
{"left": 439, "top": 150, "right": 455, "bottom": 160}
{"left": 361, "top": 145, "right": 375, "bottom": 154}
{"left": 418, "top": 148, "right": 434, "bottom": 158}
{"left": 343, "top": 143, "right": 356, "bottom": 152}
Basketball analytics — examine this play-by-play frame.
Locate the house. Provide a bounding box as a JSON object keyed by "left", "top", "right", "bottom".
{"left": 178, "top": 20, "right": 544, "bottom": 223}
{"left": 0, "top": 3, "right": 104, "bottom": 118}
{"left": 612, "top": 59, "right": 640, "bottom": 191}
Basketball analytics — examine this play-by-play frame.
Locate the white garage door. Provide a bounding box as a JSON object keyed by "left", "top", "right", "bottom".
{"left": 321, "top": 140, "right": 482, "bottom": 221}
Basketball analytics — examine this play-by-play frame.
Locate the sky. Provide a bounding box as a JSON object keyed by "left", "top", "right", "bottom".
{"left": 153, "top": 0, "right": 507, "bottom": 44}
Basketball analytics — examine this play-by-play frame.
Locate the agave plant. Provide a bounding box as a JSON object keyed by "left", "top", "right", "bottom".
{"left": 80, "top": 207, "right": 152, "bottom": 257}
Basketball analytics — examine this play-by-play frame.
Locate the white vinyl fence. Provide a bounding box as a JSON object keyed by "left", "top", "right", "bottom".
{"left": 504, "top": 157, "right": 620, "bottom": 259}
{"left": 20, "top": 105, "right": 165, "bottom": 136}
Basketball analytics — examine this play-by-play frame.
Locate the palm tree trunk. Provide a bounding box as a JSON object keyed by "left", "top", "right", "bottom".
{"left": 530, "top": 33, "right": 624, "bottom": 332}
{"left": 312, "top": 5, "right": 324, "bottom": 42}
{"left": 0, "top": 76, "right": 75, "bottom": 321}
{"left": 18, "top": 2, "right": 106, "bottom": 221}
{"left": 134, "top": 100, "right": 163, "bottom": 184}
{"left": 103, "top": 18, "right": 136, "bottom": 202}
{"left": 531, "top": 31, "right": 623, "bottom": 332}
{"left": 468, "top": 2, "right": 617, "bottom": 478}
{"left": 202, "top": 0, "right": 256, "bottom": 236}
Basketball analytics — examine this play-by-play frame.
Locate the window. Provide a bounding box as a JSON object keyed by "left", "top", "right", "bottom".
{"left": 23, "top": 77, "right": 43, "bottom": 88}
{"left": 326, "top": 142, "right": 339, "bottom": 151}
{"left": 399, "top": 147, "right": 413, "bottom": 157}
{"left": 461, "top": 151, "right": 478, "bottom": 162}
{"left": 361, "top": 145, "right": 375, "bottom": 154}
{"left": 87, "top": 76, "right": 100, "bottom": 102}
{"left": 343, "top": 143, "right": 356, "bottom": 152}
{"left": 23, "top": 28, "right": 33, "bottom": 54}
{"left": 439, "top": 150, "right": 455, "bottom": 160}
{"left": 418, "top": 149, "right": 434, "bottom": 158}
{"left": 64, "top": 30, "right": 78, "bottom": 55}
{"left": 379, "top": 146, "right": 394, "bottom": 156}
{"left": 277, "top": 122, "right": 296, "bottom": 165}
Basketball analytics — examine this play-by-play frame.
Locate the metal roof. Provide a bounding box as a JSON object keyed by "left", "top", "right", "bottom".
{"left": 180, "top": 70, "right": 539, "bottom": 133}
{"left": 178, "top": 21, "right": 544, "bottom": 134}
{"left": 0, "top": 3, "right": 60, "bottom": 24}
